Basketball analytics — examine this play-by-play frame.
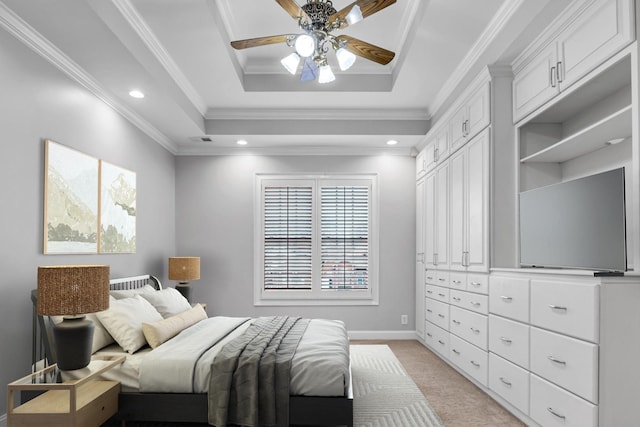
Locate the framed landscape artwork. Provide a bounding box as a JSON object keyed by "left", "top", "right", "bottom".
{"left": 43, "top": 140, "right": 137, "bottom": 254}
{"left": 100, "top": 161, "right": 136, "bottom": 253}
{"left": 44, "top": 140, "right": 99, "bottom": 254}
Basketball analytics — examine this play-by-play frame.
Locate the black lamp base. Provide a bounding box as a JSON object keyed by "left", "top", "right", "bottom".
{"left": 53, "top": 317, "right": 94, "bottom": 370}
{"left": 175, "top": 282, "right": 192, "bottom": 302}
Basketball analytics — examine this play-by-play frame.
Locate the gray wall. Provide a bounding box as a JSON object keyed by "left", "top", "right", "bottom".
{"left": 0, "top": 28, "right": 176, "bottom": 414}
{"left": 174, "top": 155, "right": 416, "bottom": 331}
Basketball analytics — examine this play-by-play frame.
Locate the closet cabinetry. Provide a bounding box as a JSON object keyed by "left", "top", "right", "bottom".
{"left": 512, "top": 0, "right": 634, "bottom": 123}
{"left": 424, "top": 163, "right": 449, "bottom": 270}
{"left": 450, "top": 82, "right": 491, "bottom": 153}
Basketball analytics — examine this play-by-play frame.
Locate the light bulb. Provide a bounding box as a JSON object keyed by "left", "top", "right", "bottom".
{"left": 346, "top": 5, "right": 363, "bottom": 25}
{"left": 336, "top": 47, "right": 356, "bottom": 71}
{"left": 281, "top": 53, "right": 301, "bottom": 75}
{"left": 318, "top": 64, "right": 335, "bottom": 84}
{"left": 295, "top": 34, "right": 315, "bottom": 58}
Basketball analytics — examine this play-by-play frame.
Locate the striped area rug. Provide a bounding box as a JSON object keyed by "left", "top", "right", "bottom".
{"left": 350, "top": 344, "right": 444, "bottom": 427}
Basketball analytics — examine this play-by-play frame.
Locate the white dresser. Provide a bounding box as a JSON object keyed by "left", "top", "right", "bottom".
{"left": 488, "top": 269, "right": 640, "bottom": 426}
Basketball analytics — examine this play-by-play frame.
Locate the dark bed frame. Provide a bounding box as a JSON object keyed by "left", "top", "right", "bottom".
{"left": 32, "top": 274, "right": 353, "bottom": 426}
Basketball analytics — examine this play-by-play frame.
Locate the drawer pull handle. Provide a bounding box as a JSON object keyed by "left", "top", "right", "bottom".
{"left": 427, "top": 276, "right": 434, "bottom": 280}
{"left": 438, "top": 314, "right": 445, "bottom": 318}
{"left": 453, "top": 280, "right": 462, "bottom": 284}
{"left": 426, "top": 333, "right": 433, "bottom": 338}
{"left": 470, "top": 360, "right": 480, "bottom": 367}
{"left": 438, "top": 293, "right": 446, "bottom": 297}
{"left": 453, "top": 297, "right": 461, "bottom": 302}
{"left": 470, "top": 281, "right": 481, "bottom": 287}
{"left": 470, "top": 327, "right": 480, "bottom": 334}
{"left": 547, "top": 407, "right": 566, "bottom": 420}
{"left": 438, "top": 278, "right": 446, "bottom": 282}
{"left": 547, "top": 356, "right": 567, "bottom": 366}
{"left": 427, "top": 290, "right": 433, "bottom": 294}
{"left": 452, "top": 349, "right": 460, "bottom": 355}
{"left": 452, "top": 320, "right": 461, "bottom": 325}
{"left": 499, "top": 377, "right": 512, "bottom": 387}
{"left": 500, "top": 336, "right": 512, "bottom": 344}
{"left": 470, "top": 301, "right": 481, "bottom": 307}
{"left": 427, "top": 309, "right": 433, "bottom": 313}
{"left": 500, "top": 295, "right": 513, "bottom": 302}
{"left": 438, "top": 340, "right": 445, "bottom": 345}
{"left": 549, "top": 304, "right": 567, "bottom": 311}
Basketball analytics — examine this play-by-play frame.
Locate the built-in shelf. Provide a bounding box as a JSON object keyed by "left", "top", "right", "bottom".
{"left": 520, "top": 105, "right": 631, "bottom": 163}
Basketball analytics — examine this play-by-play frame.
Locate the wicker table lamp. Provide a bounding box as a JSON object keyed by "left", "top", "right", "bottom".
{"left": 168, "top": 257, "right": 200, "bottom": 302}
{"left": 37, "top": 265, "right": 110, "bottom": 370}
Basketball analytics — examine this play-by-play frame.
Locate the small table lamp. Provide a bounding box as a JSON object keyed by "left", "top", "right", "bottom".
{"left": 168, "top": 257, "right": 200, "bottom": 302}
{"left": 37, "top": 265, "right": 110, "bottom": 370}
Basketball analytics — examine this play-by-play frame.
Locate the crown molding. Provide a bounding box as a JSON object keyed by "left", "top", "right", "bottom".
{"left": 429, "top": 0, "right": 526, "bottom": 118}
{"left": 176, "top": 144, "right": 415, "bottom": 157}
{"left": 205, "top": 107, "right": 429, "bottom": 121}
{"left": 111, "top": 0, "right": 208, "bottom": 115}
{"left": 0, "top": 1, "right": 177, "bottom": 154}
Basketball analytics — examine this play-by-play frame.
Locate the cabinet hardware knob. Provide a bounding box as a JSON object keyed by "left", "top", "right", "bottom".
{"left": 470, "top": 281, "right": 481, "bottom": 287}
{"left": 453, "top": 349, "right": 460, "bottom": 355}
{"left": 426, "top": 333, "right": 432, "bottom": 338}
{"left": 548, "top": 304, "right": 567, "bottom": 311}
{"left": 470, "top": 360, "right": 480, "bottom": 367}
{"left": 453, "top": 320, "right": 461, "bottom": 325}
{"left": 500, "top": 295, "right": 513, "bottom": 302}
{"left": 453, "top": 280, "right": 462, "bottom": 284}
{"left": 470, "top": 301, "right": 481, "bottom": 307}
{"left": 438, "top": 293, "right": 445, "bottom": 297}
{"left": 547, "top": 407, "right": 566, "bottom": 420}
{"left": 547, "top": 355, "right": 567, "bottom": 365}
{"left": 427, "top": 309, "right": 432, "bottom": 313}
{"left": 453, "top": 297, "right": 461, "bottom": 302}
{"left": 427, "top": 290, "right": 433, "bottom": 294}
{"left": 438, "top": 340, "right": 445, "bottom": 345}
{"left": 557, "top": 61, "right": 563, "bottom": 83}
{"left": 550, "top": 66, "right": 557, "bottom": 88}
{"left": 500, "top": 336, "right": 512, "bottom": 344}
{"left": 470, "top": 327, "right": 480, "bottom": 334}
{"left": 438, "top": 314, "right": 445, "bottom": 318}
{"left": 499, "top": 377, "right": 512, "bottom": 387}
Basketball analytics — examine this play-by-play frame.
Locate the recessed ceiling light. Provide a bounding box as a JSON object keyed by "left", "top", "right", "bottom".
{"left": 237, "top": 139, "right": 248, "bottom": 146}
{"left": 386, "top": 140, "right": 399, "bottom": 146}
{"left": 129, "top": 90, "right": 145, "bottom": 99}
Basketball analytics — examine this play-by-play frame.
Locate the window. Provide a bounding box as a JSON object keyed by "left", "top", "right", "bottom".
{"left": 255, "top": 175, "right": 378, "bottom": 305}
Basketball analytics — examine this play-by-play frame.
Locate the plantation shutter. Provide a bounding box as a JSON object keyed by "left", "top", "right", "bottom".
{"left": 263, "top": 185, "right": 313, "bottom": 290}
{"left": 320, "top": 185, "right": 369, "bottom": 290}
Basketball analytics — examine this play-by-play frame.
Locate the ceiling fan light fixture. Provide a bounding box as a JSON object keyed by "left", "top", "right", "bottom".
{"left": 346, "top": 5, "right": 363, "bottom": 26}
{"left": 318, "top": 63, "right": 335, "bottom": 84}
{"left": 295, "top": 34, "right": 315, "bottom": 57}
{"left": 281, "top": 52, "right": 301, "bottom": 74}
{"left": 336, "top": 47, "right": 356, "bottom": 71}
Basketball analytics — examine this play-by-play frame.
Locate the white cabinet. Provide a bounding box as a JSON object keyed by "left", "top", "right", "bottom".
{"left": 449, "top": 128, "right": 489, "bottom": 272}
{"left": 512, "top": 0, "right": 634, "bottom": 122}
{"left": 415, "top": 177, "right": 426, "bottom": 339}
{"left": 415, "top": 148, "right": 427, "bottom": 179}
{"left": 424, "top": 163, "right": 449, "bottom": 270}
{"left": 450, "top": 81, "right": 491, "bottom": 153}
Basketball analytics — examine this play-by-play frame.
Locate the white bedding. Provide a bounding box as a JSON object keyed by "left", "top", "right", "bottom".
{"left": 68, "top": 316, "right": 350, "bottom": 397}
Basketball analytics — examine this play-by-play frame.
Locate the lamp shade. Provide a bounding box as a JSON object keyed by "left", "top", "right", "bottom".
{"left": 169, "top": 257, "right": 201, "bottom": 282}
{"left": 37, "top": 265, "right": 110, "bottom": 316}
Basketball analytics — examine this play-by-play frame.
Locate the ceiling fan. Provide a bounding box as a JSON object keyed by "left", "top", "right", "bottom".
{"left": 230, "top": 0, "right": 397, "bottom": 83}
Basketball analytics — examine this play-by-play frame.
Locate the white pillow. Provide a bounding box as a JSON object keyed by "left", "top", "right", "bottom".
{"left": 140, "top": 288, "right": 192, "bottom": 318}
{"left": 96, "top": 295, "right": 163, "bottom": 353}
{"left": 142, "top": 304, "right": 207, "bottom": 348}
{"left": 110, "top": 284, "right": 156, "bottom": 300}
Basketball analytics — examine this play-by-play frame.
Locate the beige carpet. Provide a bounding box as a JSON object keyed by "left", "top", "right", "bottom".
{"left": 350, "top": 344, "right": 444, "bottom": 427}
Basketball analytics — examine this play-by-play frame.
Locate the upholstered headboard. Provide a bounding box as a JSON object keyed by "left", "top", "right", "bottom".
{"left": 31, "top": 274, "right": 162, "bottom": 369}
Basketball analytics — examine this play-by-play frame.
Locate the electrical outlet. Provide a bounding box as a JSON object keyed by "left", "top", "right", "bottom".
{"left": 401, "top": 314, "right": 408, "bottom": 325}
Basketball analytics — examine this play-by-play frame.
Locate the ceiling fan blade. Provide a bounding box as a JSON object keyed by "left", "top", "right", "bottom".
{"left": 230, "top": 35, "right": 293, "bottom": 50}
{"left": 337, "top": 35, "right": 395, "bottom": 65}
{"left": 328, "top": 0, "right": 396, "bottom": 29}
{"left": 275, "top": 0, "right": 311, "bottom": 22}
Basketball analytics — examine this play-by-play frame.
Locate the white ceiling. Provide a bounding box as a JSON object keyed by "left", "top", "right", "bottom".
{"left": 0, "top": 0, "right": 572, "bottom": 155}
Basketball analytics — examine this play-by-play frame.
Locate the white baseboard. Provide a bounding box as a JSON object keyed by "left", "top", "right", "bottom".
{"left": 348, "top": 330, "right": 418, "bottom": 340}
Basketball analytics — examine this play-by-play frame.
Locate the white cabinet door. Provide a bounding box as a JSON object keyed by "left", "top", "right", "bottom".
{"left": 512, "top": 44, "right": 559, "bottom": 123}
{"left": 435, "top": 126, "right": 450, "bottom": 163}
{"left": 466, "top": 129, "right": 489, "bottom": 272}
{"left": 424, "top": 171, "right": 436, "bottom": 270}
{"left": 466, "top": 82, "right": 491, "bottom": 140}
{"left": 435, "top": 162, "right": 449, "bottom": 269}
{"left": 449, "top": 147, "right": 466, "bottom": 271}
{"left": 416, "top": 178, "right": 426, "bottom": 339}
{"left": 416, "top": 149, "right": 426, "bottom": 180}
{"left": 449, "top": 102, "right": 468, "bottom": 154}
{"left": 557, "top": 0, "right": 633, "bottom": 90}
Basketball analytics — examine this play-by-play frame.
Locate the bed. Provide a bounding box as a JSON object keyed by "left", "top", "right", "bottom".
{"left": 31, "top": 274, "right": 353, "bottom": 426}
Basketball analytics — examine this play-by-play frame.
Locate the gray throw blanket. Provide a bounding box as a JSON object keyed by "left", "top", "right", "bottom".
{"left": 208, "top": 316, "right": 310, "bottom": 427}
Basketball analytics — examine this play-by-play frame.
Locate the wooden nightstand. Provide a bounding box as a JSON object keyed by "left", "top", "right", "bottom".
{"left": 7, "top": 354, "right": 125, "bottom": 427}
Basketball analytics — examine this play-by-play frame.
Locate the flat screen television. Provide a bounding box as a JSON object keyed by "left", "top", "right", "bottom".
{"left": 519, "top": 167, "right": 626, "bottom": 271}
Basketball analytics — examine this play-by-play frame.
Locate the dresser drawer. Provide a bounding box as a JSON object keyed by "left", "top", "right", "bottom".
{"left": 449, "top": 334, "right": 488, "bottom": 387}
{"left": 530, "top": 280, "right": 599, "bottom": 342}
{"left": 530, "top": 327, "right": 598, "bottom": 403}
{"left": 425, "top": 284, "right": 449, "bottom": 303}
{"left": 489, "top": 276, "right": 529, "bottom": 322}
{"left": 530, "top": 374, "right": 597, "bottom": 427}
{"left": 488, "top": 315, "right": 529, "bottom": 369}
{"left": 449, "top": 272, "right": 466, "bottom": 291}
{"left": 425, "top": 298, "right": 449, "bottom": 330}
{"left": 466, "top": 273, "right": 489, "bottom": 295}
{"left": 425, "top": 270, "right": 437, "bottom": 285}
{"left": 489, "top": 353, "right": 529, "bottom": 415}
{"left": 449, "top": 306, "right": 488, "bottom": 350}
{"left": 425, "top": 322, "right": 449, "bottom": 358}
{"left": 435, "top": 270, "right": 450, "bottom": 287}
{"left": 450, "top": 290, "right": 488, "bottom": 315}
